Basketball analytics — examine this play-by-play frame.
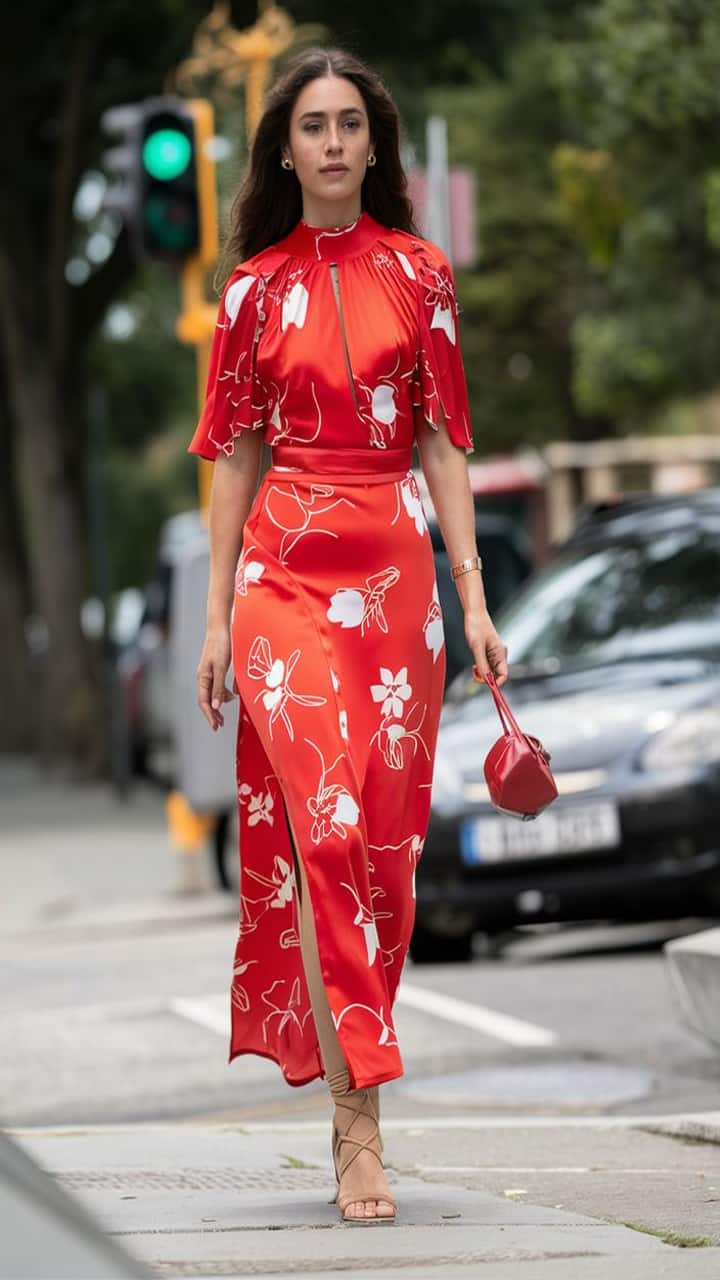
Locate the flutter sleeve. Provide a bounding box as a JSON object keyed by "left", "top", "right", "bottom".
{"left": 410, "top": 240, "right": 474, "bottom": 452}
{"left": 187, "top": 268, "right": 266, "bottom": 460}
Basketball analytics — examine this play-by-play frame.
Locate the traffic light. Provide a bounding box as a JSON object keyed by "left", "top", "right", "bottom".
{"left": 101, "top": 96, "right": 217, "bottom": 266}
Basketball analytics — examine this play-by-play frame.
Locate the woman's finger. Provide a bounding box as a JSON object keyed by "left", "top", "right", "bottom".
{"left": 488, "top": 639, "right": 509, "bottom": 686}
{"left": 467, "top": 624, "right": 508, "bottom": 685}
{"left": 198, "top": 666, "right": 221, "bottom": 730}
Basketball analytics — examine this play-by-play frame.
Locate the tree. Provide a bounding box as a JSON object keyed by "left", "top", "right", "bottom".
{"left": 0, "top": 1, "right": 209, "bottom": 766}
{"left": 550, "top": 0, "right": 720, "bottom": 424}
{"left": 3, "top": 0, "right": 558, "bottom": 765}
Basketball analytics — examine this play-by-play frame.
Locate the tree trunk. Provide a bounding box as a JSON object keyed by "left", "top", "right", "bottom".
{"left": 0, "top": 431, "right": 33, "bottom": 752}
{"left": 0, "top": 252, "right": 103, "bottom": 770}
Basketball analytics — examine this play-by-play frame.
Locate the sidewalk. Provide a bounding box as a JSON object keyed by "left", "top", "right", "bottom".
{"left": 10, "top": 1111, "right": 720, "bottom": 1279}
{"left": 0, "top": 756, "right": 231, "bottom": 940}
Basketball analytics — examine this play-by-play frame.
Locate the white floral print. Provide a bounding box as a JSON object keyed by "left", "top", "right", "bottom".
{"left": 238, "top": 780, "right": 275, "bottom": 827}
{"left": 231, "top": 957, "right": 258, "bottom": 1014}
{"left": 264, "top": 481, "right": 355, "bottom": 562}
{"left": 370, "top": 833, "right": 424, "bottom": 900}
{"left": 333, "top": 1001, "right": 399, "bottom": 1048}
{"left": 393, "top": 249, "right": 416, "bottom": 280}
{"left": 224, "top": 273, "right": 256, "bottom": 327}
{"left": 235, "top": 548, "right": 265, "bottom": 596}
{"left": 354, "top": 353, "right": 416, "bottom": 449}
{"left": 370, "top": 666, "right": 412, "bottom": 718}
{"left": 340, "top": 881, "right": 392, "bottom": 966}
{"left": 305, "top": 739, "right": 360, "bottom": 844}
{"left": 371, "top": 701, "right": 431, "bottom": 771}
{"left": 281, "top": 280, "right": 309, "bottom": 331}
{"left": 245, "top": 854, "right": 295, "bottom": 910}
{"left": 247, "top": 637, "right": 326, "bottom": 740}
{"left": 400, "top": 477, "right": 427, "bottom": 535}
{"left": 261, "top": 976, "right": 313, "bottom": 1044}
{"left": 327, "top": 566, "right": 400, "bottom": 635}
{"left": 422, "top": 261, "right": 458, "bottom": 345}
{"left": 423, "top": 582, "right": 445, "bottom": 662}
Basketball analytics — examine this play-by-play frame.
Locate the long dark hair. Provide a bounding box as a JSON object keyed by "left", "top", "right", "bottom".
{"left": 220, "top": 46, "right": 418, "bottom": 277}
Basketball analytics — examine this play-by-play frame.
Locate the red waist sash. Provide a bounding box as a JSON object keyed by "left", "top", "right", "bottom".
{"left": 269, "top": 444, "right": 412, "bottom": 485}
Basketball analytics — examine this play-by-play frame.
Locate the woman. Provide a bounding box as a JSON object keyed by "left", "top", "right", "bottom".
{"left": 190, "top": 46, "right": 507, "bottom": 1225}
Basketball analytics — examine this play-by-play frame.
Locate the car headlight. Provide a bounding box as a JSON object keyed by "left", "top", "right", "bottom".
{"left": 640, "top": 707, "right": 720, "bottom": 771}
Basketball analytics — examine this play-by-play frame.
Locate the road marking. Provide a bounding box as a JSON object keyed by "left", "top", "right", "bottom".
{"left": 170, "top": 983, "right": 557, "bottom": 1048}
{"left": 169, "top": 995, "right": 228, "bottom": 1037}
{"left": 414, "top": 1165, "right": 691, "bottom": 1175}
{"left": 397, "top": 981, "right": 557, "bottom": 1047}
{"left": 9, "top": 1114, "right": 712, "bottom": 1135}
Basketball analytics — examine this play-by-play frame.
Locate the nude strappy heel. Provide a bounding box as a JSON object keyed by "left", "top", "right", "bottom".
{"left": 329, "top": 1082, "right": 397, "bottom": 1225}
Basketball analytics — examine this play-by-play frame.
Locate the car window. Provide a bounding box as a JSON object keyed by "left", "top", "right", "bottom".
{"left": 498, "top": 527, "right": 720, "bottom": 667}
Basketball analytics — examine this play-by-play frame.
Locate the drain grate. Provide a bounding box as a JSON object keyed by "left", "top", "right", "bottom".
{"left": 58, "top": 1166, "right": 329, "bottom": 1193}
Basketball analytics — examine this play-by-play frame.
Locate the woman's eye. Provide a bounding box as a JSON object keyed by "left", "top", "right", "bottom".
{"left": 344, "top": 120, "right": 360, "bottom": 130}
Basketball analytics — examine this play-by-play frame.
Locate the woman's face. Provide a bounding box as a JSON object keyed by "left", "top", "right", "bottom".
{"left": 283, "top": 75, "right": 373, "bottom": 213}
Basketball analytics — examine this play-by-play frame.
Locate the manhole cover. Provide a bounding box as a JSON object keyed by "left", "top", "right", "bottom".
{"left": 400, "top": 1061, "right": 653, "bottom": 1108}
{"left": 58, "top": 1166, "right": 330, "bottom": 1192}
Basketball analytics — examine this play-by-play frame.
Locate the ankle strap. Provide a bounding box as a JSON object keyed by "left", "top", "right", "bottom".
{"left": 327, "top": 1066, "right": 351, "bottom": 1097}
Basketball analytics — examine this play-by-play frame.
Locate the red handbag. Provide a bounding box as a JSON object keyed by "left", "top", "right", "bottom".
{"left": 482, "top": 672, "right": 558, "bottom": 820}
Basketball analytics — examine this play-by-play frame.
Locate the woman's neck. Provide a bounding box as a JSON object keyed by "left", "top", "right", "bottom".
{"left": 300, "top": 199, "right": 363, "bottom": 230}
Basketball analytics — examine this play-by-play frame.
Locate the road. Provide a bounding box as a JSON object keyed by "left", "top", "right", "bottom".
{"left": 3, "top": 757, "right": 720, "bottom": 1277}
{"left": 1, "top": 756, "right": 717, "bottom": 1128}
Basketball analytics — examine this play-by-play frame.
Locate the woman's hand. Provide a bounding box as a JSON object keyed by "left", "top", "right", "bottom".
{"left": 197, "top": 627, "right": 235, "bottom": 731}
{"left": 465, "top": 606, "right": 509, "bottom": 687}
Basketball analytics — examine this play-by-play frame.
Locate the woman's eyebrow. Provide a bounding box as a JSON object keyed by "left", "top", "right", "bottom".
{"left": 298, "top": 108, "right": 364, "bottom": 120}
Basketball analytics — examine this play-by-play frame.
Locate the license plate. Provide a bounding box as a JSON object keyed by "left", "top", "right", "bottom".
{"left": 460, "top": 802, "right": 621, "bottom": 865}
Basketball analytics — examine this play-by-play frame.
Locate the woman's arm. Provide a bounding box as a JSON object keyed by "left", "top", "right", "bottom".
{"left": 416, "top": 414, "right": 508, "bottom": 685}
{"left": 197, "top": 431, "right": 264, "bottom": 730}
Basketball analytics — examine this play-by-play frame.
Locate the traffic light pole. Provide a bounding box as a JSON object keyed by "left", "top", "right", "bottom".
{"left": 152, "top": 98, "right": 221, "bottom": 884}
{"left": 174, "top": 98, "right": 219, "bottom": 518}
{"left": 176, "top": 259, "right": 216, "bottom": 514}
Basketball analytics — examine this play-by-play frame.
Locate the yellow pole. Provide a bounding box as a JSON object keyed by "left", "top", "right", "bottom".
{"left": 168, "top": 4, "right": 291, "bottom": 883}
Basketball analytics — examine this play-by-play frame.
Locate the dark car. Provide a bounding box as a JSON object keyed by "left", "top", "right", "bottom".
{"left": 412, "top": 488, "right": 720, "bottom": 962}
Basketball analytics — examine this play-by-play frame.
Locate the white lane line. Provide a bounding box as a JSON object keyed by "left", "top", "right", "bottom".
{"left": 170, "top": 983, "right": 557, "bottom": 1048}
{"left": 414, "top": 1165, "right": 695, "bottom": 1175}
{"left": 397, "top": 981, "right": 557, "bottom": 1047}
{"left": 9, "top": 1115, "right": 699, "bottom": 1136}
{"left": 169, "top": 995, "right": 228, "bottom": 1037}
{"left": 417, "top": 1165, "right": 592, "bottom": 1173}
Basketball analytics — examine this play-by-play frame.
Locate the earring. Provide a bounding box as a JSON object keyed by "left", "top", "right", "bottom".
{"left": 281, "top": 157, "right": 294, "bottom": 170}
{"left": 367, "top": 153, "right": 376, "bottom": 167}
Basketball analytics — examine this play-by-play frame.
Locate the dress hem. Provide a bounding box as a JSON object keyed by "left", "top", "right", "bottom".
{"left": 227, "top": 1043, "right": 406, "bottom": 1091}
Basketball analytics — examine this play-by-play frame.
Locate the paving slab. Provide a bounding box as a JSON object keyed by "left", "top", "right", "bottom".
{"left": 250, "top": 1260, "right": 720, "bottom": 1280}
{"left": 11, "top": 1117, "right": 720, "bottom": 1279}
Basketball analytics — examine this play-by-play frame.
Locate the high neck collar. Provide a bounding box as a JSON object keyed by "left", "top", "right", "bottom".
{"left": 279, "top": 210, "right": 383, "bottom": 262}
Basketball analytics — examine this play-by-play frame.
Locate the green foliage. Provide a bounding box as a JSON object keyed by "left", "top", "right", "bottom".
{"left": 17, "top": 0, "right": 720, "bottom": 598}
{"left": 425, "top": 0, "right": 720, "bottom": 441}
{"left": 106, "top": 431, "right": 197, "bottom": 590}
{"left": 427, "top": 32, "right": 593, "bottom": 451}
{"left": 546, "top": 0, "right": 720, "bottom": 424}
{"left": 551, "top": 146, "right": 627, "bottom": 269}
{"left": 704, "top": 169, "right": 720, "bottom": 250}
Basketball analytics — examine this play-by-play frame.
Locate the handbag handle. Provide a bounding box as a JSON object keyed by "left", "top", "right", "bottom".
{"left": 483, "top": 671, "right": 524, "bottom": 739}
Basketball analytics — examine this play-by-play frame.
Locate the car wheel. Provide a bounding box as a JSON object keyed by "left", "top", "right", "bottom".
{"left": 410, "top": 922, "right": 474, "bottom": 964}
{"left": 212, "top": 809, "right": 239, "bottom": 894}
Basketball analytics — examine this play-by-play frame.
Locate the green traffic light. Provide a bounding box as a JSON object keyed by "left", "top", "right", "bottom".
{"left": 142, "top": 128, "right": 192, "bottom": 181}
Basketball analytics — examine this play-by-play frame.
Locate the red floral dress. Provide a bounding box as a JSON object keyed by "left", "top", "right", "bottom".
{"left": 189, "top": 210, "right": 473, "bottom": 1089}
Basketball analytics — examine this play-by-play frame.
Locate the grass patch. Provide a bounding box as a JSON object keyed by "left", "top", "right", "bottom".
{"left": 624, "top": 1221, "right": 714, "bottom": 1248}
{"left": 280, "top": 1153, "right": 318, "bottom": 1169}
